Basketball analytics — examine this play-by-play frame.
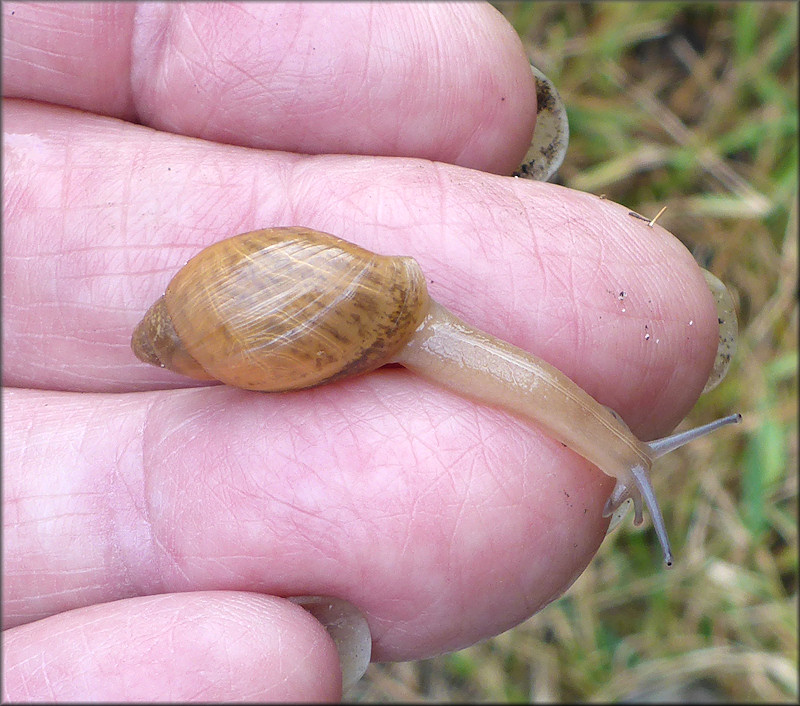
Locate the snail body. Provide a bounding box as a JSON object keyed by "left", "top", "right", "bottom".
{"left": 132, "top": 227, "right": 741, "bottom": 565}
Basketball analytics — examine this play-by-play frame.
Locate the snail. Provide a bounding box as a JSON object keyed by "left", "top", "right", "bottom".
{"left": 132, "top": 226, "right": 741, "bottom": 566}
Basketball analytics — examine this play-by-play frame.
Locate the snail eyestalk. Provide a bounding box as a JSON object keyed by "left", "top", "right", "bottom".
{"left": 602, "top": 412, "right": 742, "bottom": 565}
{"left": 647, "top": 413, "right": 742, "bottom": 459}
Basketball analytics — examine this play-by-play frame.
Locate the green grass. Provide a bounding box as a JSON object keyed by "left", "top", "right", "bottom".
{"left": 353, "top": 2, "right": 797, "bottom": 701}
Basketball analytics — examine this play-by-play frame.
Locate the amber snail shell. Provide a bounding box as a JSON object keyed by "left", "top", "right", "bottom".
{"left": 131, "top": 227, "right": 430, "bottom": 391}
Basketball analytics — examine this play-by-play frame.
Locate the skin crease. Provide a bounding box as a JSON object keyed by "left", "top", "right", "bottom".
{"left": 3, "top": 1, "right": 720, "bottom": 701}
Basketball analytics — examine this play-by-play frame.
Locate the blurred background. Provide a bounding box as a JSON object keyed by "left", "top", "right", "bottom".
{"left": 352, "top": 2, "right": 797, "bottom": 701}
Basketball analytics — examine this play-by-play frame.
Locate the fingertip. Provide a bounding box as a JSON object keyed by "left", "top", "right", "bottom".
{"left": 1, "top": 592, "right": 345, "bottom": 702}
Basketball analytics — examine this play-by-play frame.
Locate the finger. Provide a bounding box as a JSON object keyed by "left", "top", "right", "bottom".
{"left": 3, "top": 382, "right": 611, "bottom": 662}
{"left": 2, "top": 1, "right": 536, "bottom": 174}
{"left": 2, "top": 591, "right": 343, "bottom": 701}
{"left": 3, "top": 100, "right": 719, "bottom": 437}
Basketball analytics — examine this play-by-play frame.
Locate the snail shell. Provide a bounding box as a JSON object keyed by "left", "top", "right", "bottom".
{"left": 131, "top": 227, "right": 430, "bottom": 391}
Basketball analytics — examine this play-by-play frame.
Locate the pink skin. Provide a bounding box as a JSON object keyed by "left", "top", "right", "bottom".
{"left": 3, "top": 1, "right": 719, "bottom": 701}
{"left": 2, "top": 592, "right": 341, "bottom": 701}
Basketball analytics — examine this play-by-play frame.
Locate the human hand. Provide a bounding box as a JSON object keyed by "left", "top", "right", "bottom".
{"left": 2, "top": 2, "right": 721, "bottom": 701}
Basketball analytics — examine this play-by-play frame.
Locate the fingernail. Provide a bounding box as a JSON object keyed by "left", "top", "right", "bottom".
{"left": 513, "top": 64, "right": 570, "bottom": 182}
{"left": 288, "top": 596, "right": 372, "bottom": 693}
{"left": 700, "top": 269, "right": 738, "bottom": 393}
